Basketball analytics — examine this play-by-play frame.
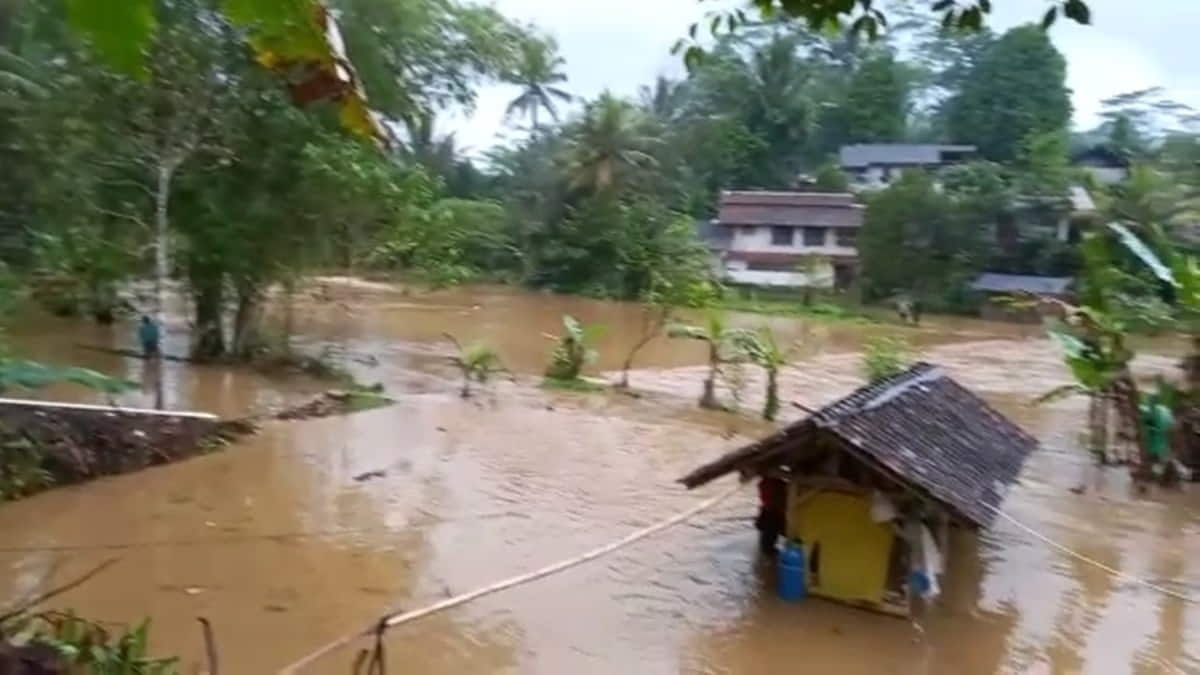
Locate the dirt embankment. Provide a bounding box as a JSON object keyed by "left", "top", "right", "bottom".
{"left": 0, "top": 402, "right": 234, "bottom": 500}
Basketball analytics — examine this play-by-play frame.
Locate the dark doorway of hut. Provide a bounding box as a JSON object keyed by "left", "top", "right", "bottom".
{"left": 679, "top": 362, "right": 1037, "bottom": 618}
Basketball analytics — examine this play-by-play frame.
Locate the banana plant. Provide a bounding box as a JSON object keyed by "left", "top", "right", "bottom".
{"left": 543, "top": 315, "right": 603, "bottom": 382}
{"left": 731, "top": 325, "right": 797, "bottom": 421}
{"left": 667, "top": 310, "right": 754, "bottom": 410}
{"left": 443, "top": 333, "right": 510, "bottom": 398}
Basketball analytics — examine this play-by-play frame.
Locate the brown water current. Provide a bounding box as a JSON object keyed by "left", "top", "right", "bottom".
{"left": 2, "top": 281, "right": 1199, "bottom": 674}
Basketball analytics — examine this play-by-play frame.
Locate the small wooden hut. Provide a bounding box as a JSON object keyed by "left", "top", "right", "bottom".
{"left": 679, "top": 362, "right": 1036, "bottom": 616}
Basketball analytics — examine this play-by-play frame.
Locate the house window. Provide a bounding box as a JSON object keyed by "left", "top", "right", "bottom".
{"left": 836, "top": 228, "right": 858, "bottom": 247}
{"left": 803, "top": 227, "right": 826, "bottom": 246}
{"left": 771, "top": 226, "right": 794, "bottom": 246}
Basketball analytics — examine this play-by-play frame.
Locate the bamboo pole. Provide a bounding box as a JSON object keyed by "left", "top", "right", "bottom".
{"left": 278, "top": 480, "right": 745, "bottom": 673}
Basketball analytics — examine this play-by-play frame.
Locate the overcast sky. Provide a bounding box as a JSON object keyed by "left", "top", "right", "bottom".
{"left": 447, "top": 0, "right": 1200, "bottom": 154}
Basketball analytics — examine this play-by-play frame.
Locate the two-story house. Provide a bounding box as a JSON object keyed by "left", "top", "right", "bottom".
{"left": 714, "top": 191, "right": 864, "bottom": 289}
{"left": 840, "top": 143, "right": 976, "bottom": 190}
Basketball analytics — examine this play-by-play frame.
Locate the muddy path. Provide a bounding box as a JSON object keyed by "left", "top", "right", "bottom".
{"left": 1, "top": 282, "right": 1198, "bottom": 674}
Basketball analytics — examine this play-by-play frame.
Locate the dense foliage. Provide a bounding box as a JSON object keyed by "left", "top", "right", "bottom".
{"left": 2, "top": 0, "right": 1197, "bottom": 356}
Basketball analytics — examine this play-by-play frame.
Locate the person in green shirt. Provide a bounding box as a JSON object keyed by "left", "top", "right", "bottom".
{"left": 138, "top": 315, "right": 161, "bottom": 358}
{"left": 1140, "top": 387, "right": 1174, "bottom": 463}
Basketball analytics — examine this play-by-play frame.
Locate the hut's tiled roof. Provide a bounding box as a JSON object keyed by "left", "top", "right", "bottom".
{"left": 678, "top": 363, "right": 1037, "bottom": 528}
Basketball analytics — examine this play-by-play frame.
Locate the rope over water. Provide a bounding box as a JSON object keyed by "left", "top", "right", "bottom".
{"left": 986, "top": 503, "right": 1198, "bottom": 604}
{"left": 276, "top": 480, "right": 1198, "bottom": 672}
{"left": 277, "top": 480, "right": 745, "bottom": 673}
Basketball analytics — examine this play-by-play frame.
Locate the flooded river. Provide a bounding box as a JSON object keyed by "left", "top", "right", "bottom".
{"left": 2, "top": 281, "right": 1199, "bottom": 674}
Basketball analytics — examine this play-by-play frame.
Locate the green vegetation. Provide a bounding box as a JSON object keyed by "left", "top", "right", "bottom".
{"left": 861, "top": 336, "right": 914, "bottom": 384}
{"left": 2, "top": 611, "right": 176, "bottom": 674}
{"left": 445, "top": 334, "right": 509, "bottom": 398}
{"left": 668, "top": 311, "right": 754, "bottom": 410}
{"left": 0, "top": 0, "right": 1141, "bottom": 334}
{"left": 734, "top": 326, "right": 797, "bottom": 421}
{"left": 540, "top": 376, "right": 606, "bottom": 393}
{"left": 544, "top": 315, "right": 602, "bottom": 383}
{"left": 716, "top": 289, "right": 870, "bottom": 322}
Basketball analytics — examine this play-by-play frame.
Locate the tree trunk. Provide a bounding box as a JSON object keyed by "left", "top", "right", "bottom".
{"left": 763, "top": 369, "right": 779, "bottom": 421}
{"left": 153, "top": 162, "right": 174, "bottom": 327}
{"left": 281, "top": 277, "right": 295, "bottom": 355}
{"left": 620, "top": 334, "right": 655, "bottom": 389}
{"left": 1111, "top": 369, "right": 1152, "bottom": 479}
{"left": 1087, "top": 390, "right": 1109, "bottom": 463}
{"left": 700, "top": 358, "right": 719, "bottom": 409}
{"left": 191, "top": 280, "right": 225, "bottom": 360}
{"left": 231, "top": 284, "right": 263, "bottom": 360}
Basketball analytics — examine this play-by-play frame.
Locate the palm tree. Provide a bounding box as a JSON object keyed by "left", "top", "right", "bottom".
{"left": 637, "top": 76, "right": 685, "bottom": 123}
{"left": 402, "top": 111, "right": 461, "bottom": 179}
{"left": 565, "top": 92, "right": 659, "bottom": 194}
{"left": 503, "top": 38, "right": 571, "bottom": 130}
{"left": 668, "top": 311, "right": 752, "bottom": 410}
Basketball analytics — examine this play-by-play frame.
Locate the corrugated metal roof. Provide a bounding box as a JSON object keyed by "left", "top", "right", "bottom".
{"left": 716, "top": 191, "right": 864, "bottom": 228}
{"left": 677, "top": 362, "right": 1037, "bottom": 528}
{"left": 970, "top": 273, "right": 1073, "bottom": 295}
{"left": 839, "top": 144, "right": 976, "bottom": 169}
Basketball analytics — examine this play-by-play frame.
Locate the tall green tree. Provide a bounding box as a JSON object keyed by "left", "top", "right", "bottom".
{"left": 565, "top": 93, "right": 659, "bottom": 194}
{"left": 503, "top": 36, "right": 570, "bottom": 129}
{"left": 839, "top": 51, "right": 908, "bottom": 143}
{"left": 946, "top": 25, "right": 1071, "bottom": 162}
{"left": 860, "top": 170, "right": 983, "bottom": 304}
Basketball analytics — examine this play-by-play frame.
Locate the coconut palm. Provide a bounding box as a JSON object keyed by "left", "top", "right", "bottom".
{"left": 565, "top": 92, "right": 659, "bottom": 194}
{"left": 667, "top": 311, "right": 753, "bottom": 410}
{"left": 637, "top": 76, "right": 686, "bottom": 123}
{"left": 503, "top": 38, "right": 571, "bottom": 130}
{"left": 403, "top": 111, "right": 462, "bottom": 179}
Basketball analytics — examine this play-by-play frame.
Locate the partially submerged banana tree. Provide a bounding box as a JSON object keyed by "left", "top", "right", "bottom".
{"left": 667, "top": 311, "right": 753, "bottom": 410}
{"left": 1042, "top": 225, "right": 1163, "bottom": 473}
{"left": 544, "top": 315, "right": 602, "bottom": 383}
{"left": 1107, "top": 221, "right": 1200, "bottom": 471}
{"left": 443, "top": 334, "right": 509, "bottom": 398}
{"left": 732, "top": 326, "right": 797, "bottom": 421}
{"left": 1039, "top": 311, "right": 1133, "bottom": 463}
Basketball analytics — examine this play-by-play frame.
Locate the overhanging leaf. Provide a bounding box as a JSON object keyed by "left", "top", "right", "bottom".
{"left": 67, "top": 0, "right": 157, "bottom": 78}
{"left": 1107, "top": 221, "right": 1176, "bottom": 286}
{"left": 0, "top": 360, "right": 134, "bottom": 395}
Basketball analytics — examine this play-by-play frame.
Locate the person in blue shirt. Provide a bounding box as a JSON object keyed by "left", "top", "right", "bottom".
{"left": 138, "top": 315, "right": 161, "bottom": 358}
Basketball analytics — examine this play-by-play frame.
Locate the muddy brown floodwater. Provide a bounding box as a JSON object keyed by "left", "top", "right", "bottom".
{"left": 2, "top": 281, "right": 1199, "bottom": 674}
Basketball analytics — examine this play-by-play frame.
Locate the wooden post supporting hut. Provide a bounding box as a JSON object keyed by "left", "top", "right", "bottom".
{"left": 679, "top": 362, "right": 1037, "bottom": 617}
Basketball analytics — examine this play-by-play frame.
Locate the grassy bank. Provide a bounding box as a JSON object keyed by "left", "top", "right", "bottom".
{"left": 714, "top": 287, "right": 879, "bottom": 323}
